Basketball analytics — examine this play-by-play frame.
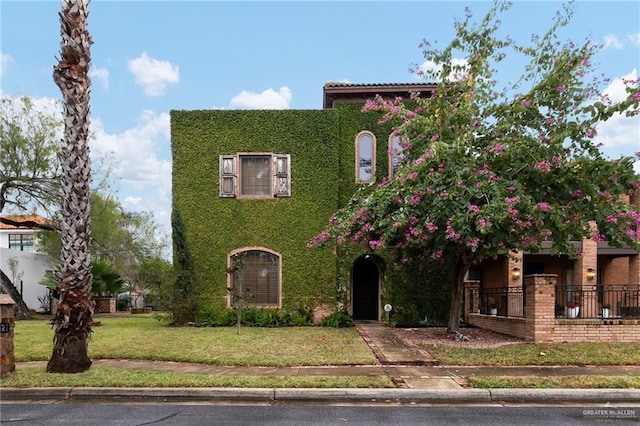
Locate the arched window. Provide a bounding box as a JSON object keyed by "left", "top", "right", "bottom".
{"left": 388, "top": 134, "right": 404, "bottom": 178}
{"left": 227, "top": 248, "right": 281, "bottom": 307}
{"left": 355, "top": 131, "right": 376, "bottom": 183}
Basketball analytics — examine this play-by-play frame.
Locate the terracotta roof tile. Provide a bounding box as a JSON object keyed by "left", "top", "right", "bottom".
{"left": 0, "top": 214, "right": 54, "bottom": 230}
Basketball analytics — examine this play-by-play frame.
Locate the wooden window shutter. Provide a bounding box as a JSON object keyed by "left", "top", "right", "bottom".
{"left": 219, "top": 155, "right": 237, "bottom": 197}
{"left": 273, "top": 154, "right": 291, "bottom": 197}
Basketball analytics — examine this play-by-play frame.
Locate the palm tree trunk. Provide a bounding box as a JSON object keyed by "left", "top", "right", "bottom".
{"left": 47, "top": 0, "right": 93, "bottom": 374}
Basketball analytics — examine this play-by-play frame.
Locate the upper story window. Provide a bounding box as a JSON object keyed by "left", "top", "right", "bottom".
{"left": 227, "top": 248, "right": 281, "bottom": 307}
{"left": 355, "top": 131, "right": 376, "bottom": 183}
{"left": 9, "top": 234, "right": 34, "bottom": 252}
{"left": 220, "top": 153, "right": 291, "bottom": 198}
{"left": 388, "top": 134, "right": 404, "bottom": 178}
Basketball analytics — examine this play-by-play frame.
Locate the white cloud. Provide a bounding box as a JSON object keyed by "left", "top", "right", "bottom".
{"left": 603, "top": 34, "right": 623, "bottom": 50}
{"left": 90, "top": 110, "right": 172, "bottom": 241}
{"left": 594, "top": 69, "right": 640, "bottom": 155}
{"left": 128, "top": 52, "right": 179, "bottom": 96}
{"left": 229, "top": 86, "right": 292, "bottom": 109}
{"left": 0, "top": 52, "right": 13, "bottom": 76}
{"left": 417, "top": 57, "right": 469, "bottom": 82}
{"left": 629, "top": 33, "right": 640, "bottom": 46}
{"left": 90, "top": 67, "right": 109, "bottom": 89}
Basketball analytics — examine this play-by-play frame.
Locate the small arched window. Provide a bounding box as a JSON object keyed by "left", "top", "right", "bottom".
{"left": 355, "top": 131, "right": 376, "bottom": 183}
{"left": 227, "top": 248, "right": 281, "bottom": 307}
{"left": 388, "top": 134, "right": 404, "bottom": 178}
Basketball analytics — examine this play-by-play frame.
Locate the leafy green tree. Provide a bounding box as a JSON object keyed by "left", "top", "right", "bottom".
{"left": 0, "top": 95, "right": 62, "bottom": 217}
{"left": 135, "top": 257, "right": 173, "bottom": 309}
{"left": 170, "top": 199, "right": 198, "bottom": 324}
{"left": 39, "top": 191, "right": 168, "bottom": 296}
{"left": 311, "top": 1, "right": 640, "bottom": 333}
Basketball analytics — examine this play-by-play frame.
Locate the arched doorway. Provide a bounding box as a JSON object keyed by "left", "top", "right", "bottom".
{"left": 352, "top": 255, "right": 380, "bottom": 320}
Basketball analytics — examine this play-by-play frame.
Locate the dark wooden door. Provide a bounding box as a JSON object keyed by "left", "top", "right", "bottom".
{"left": 352, "top": 257, "right": 379, "bottom": 320}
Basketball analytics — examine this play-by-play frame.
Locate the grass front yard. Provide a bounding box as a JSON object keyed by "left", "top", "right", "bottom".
{"left": 13, "top": 315, "right": 377, "bottom": 366}
{"left": 4, "top": 316, "right": 639, "bottom": 389}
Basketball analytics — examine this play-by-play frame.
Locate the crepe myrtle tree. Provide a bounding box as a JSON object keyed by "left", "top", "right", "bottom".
{"left": 309, "top": 1, "right": 640, "bottom": 333}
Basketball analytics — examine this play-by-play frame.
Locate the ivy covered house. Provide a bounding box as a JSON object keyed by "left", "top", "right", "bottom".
{"left": 171, "top": 82, "right": 640, "bottom": 339}
{"left": 171, "top": 83, "right": 441, "bottom": 322}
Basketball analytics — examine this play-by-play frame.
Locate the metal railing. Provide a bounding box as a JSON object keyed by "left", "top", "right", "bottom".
{"left": 473, "top": 286, "right": 525, "bottom": 318}
{"left": 555, "top": 284, "right": 640, "bottom": 319}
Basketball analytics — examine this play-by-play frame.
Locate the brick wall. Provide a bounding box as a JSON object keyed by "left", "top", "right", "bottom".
{"left": 552, "top": 319, "right": 640, "bottom": 342}
{"left": 465, "top": 274, "right": 640, "bottom": 343}
{"left": 467, "top": 313, "right": 527, "bottom": 339}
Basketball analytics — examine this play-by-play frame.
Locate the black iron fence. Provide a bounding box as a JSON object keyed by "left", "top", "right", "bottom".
{"left": 472, "top": 286, "right": 525, "bottom": 318}
{"left": 555, "top": 284, "right": 640, "bottom": 319}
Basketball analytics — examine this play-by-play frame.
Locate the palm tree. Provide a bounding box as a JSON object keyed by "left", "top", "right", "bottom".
{"left": 47, "top": 0, "right": 93, "bottom": 373}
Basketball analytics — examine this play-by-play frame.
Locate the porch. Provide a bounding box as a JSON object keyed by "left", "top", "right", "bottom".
{"left": 465, "top": 275, "right": 640, "bottom": 343}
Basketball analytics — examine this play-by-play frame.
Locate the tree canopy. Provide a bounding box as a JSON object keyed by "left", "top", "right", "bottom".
{"left": 0, "top": 95, "right": 62, "bottom": 216}
{"left": 310, "top": 1, "right": 640, "bottom": 332}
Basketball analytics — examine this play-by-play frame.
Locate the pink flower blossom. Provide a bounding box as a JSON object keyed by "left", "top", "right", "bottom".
{"left": 425, "top": 222, "right": 438, "bottom": 232}
{"left": 368, "top": 240, "right": 382, "bottom": 250}
{"left": 492, "top": 142, "right": 504, "bottom": 154}
{"left": 478, "top": 218, "right": 492, "bottom": 229}
{"left": 536, "top": 202, "right": 550, "bottom": 212}
{"left": 556, "top": 86, "right": 565, "bottom": 93}
{"left": 546, "top": 117, "right": 555, "bottom": 125}
{"left": 521, "top": 99, "right": 532, "bottom": 107}
{"left": 466, "top": 238, "right": 480, "bottom": 248}
{"left": 408, "top": 195, "right": 421, "bottom": 206}
{"left": 469, "top": 204, "right": 480, "bottom": 213}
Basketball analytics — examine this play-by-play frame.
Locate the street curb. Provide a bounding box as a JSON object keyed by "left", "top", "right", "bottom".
{"left": 2, "top": 387, "right": 640, "bottom": 405}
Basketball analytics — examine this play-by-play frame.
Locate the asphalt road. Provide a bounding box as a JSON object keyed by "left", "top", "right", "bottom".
{"left": 1, "top": 403, "right": 639, "bottom": 425}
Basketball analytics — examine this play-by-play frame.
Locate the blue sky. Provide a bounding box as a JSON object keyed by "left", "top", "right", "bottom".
{"left": 2, "top": 1, "right": 639, "bottom": 250}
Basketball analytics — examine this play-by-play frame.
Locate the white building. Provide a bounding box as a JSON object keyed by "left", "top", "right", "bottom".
{"left": 0, "top": 215, "right": 53, "bottom": 312}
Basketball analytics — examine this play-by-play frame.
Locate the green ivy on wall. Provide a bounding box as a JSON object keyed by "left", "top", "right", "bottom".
{"left": 171, "top": 104, "right": 453, "bottom": 324}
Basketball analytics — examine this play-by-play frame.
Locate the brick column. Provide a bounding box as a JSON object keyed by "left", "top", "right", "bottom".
{"left": 629, "top": 255, "right": 639, "bottom": 286}
{"left": 576, "top": 237, "right": 598, "bottom": 317}
{"left": 507, "top": 250, "right": 523, "bottom": 287}
{"left": 0, "top": 294, "right": 16, "bottom": 378}
{"left": 525, "top": 274, "right": 556, "bottom": 342}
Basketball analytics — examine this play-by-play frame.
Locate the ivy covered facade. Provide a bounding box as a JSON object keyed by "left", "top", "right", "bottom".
{"left": 171, "top": 83, "right": 445, "bottom": 323}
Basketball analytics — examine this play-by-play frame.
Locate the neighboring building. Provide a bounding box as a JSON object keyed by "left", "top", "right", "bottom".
{"left": 171, "top": 82, "right": 639, "bottom": 340}
{"left": 0, "top": 215, "right": 53, "bottom": 312}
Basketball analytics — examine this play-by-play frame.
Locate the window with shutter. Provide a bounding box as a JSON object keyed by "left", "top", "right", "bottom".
{"left": 219, "top": 153, "right": 291, "bottom": 198}
{"left": 228, "top": 248, "right": 281, "bottom": 308}
{"left": 219, "top": 155, "right": 237, "bottom": 197}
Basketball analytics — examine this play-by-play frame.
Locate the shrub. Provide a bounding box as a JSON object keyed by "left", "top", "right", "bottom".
{"left": 320, "top": 311, "right": 353, "bottom": 328}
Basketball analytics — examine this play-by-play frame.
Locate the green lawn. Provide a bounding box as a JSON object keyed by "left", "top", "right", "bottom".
{"left": 1, "top": 367, "right": 393, "bottom": 389}
{"left": 4, "top": 316, "right": 639, "bottom": 389}
{"left": 470, "top": 375, "right": 640, "bottom": 389}
{"left": 13, "top": 315, "right": 377, "bottom": 366}
{"left": 424, "top": 342, "right": 640, "bottom": 366}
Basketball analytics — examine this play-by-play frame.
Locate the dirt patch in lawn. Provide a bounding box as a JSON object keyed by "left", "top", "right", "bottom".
{"left": 393, "top": 326, "right": 527, "bottom": 349}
